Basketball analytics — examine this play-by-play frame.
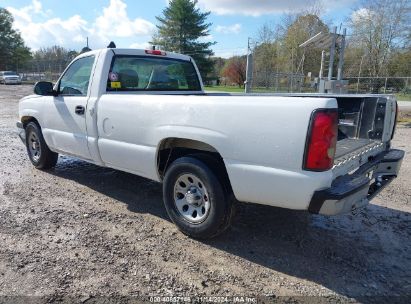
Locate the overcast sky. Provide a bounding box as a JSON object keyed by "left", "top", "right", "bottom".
{"left": 1, "top": 0, "right": 359, "bottom": 58}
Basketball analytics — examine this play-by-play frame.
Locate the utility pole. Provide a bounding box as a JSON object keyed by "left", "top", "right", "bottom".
{"left": 319, "top": 50, "right": 325, "bottom": 79}
{"left": 245, "top": 37, "right": 253, "bottom": 94}
{"left": 328, "top": 26, "right": 337, "bottom": 80}
{"left": 337, "top": 28, "right": 346, "bottom": 80}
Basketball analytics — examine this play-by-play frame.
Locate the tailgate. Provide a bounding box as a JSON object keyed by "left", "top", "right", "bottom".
{"left": 332, "top": 95, "right": 397, "bottom": 178}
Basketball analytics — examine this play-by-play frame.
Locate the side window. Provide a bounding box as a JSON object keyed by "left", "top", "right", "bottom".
{"left": 59, "top": 56, "right": 95, "bottom": 96}
{"left": 107, "top": 56, "right": 201, "bottom": 91}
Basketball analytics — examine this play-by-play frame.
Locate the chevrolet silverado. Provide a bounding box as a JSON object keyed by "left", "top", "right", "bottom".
{"left": 17, "top": 47, "right": 404, "bottom": 238}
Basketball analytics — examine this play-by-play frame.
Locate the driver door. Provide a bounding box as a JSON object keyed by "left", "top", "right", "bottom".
{"left": 42, "top": 55, "right": 95, "bottom": 160}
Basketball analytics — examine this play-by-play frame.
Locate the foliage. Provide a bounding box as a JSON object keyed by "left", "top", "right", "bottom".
{"left": 348, "top": 0, "right": 410, "bottom": 78}
{"left": 31, "top": 45, "right": 78, "bottom": 79}
{"left": 253, "top": 13, "right": 329, "bottom": 83}
{"left": 207, "top": 57, "right": 226, "bottom": 83}
{"left": 221, "top": 56, "right": 247, "bottom": 87}
{"left": 151, "top": 0, "right": 215, "bottom": 79}
{"left": 31, "top": 46, "right": 78, "bottom": 74}
{"left": 387, "top": 48, "right": 411, "bottom": 77}
{"left": 250, "top": 0, "right": 409, "bottom": 91}
{"left": 253, "top": 23, "right": 283, "bottom": 88}
{"left": 282, "top": 14, "right": 329, "bottom": 75}
{"left": 0, "top": 8, "right": 31, "bottom": 71}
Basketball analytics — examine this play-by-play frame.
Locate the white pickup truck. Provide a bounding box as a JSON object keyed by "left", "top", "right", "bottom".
{"left": 17, "top": 47, "right": 404, "bottom": 238}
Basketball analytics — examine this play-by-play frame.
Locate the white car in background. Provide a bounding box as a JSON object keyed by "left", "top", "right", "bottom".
{"left": 0, "top": 71, "right": 22, "bottom": 85}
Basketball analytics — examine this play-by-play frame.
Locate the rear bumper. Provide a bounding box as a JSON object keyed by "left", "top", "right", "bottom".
{"left": 4, "top": 79, "right": 21, "bottom": 84}
{"left": 308, "top": 149, "right": 405, "bottom": 215}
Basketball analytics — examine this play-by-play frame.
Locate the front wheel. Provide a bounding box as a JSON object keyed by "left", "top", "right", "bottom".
{"left": 163, "top": 156, "right": 234, "bottom": 239}
{"left": 25, "top": 122, "right": 58, "bottom": 169}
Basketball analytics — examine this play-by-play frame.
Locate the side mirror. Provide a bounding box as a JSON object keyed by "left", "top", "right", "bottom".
{"left": 34, "top": 81, "right": 56, "bottom": 96}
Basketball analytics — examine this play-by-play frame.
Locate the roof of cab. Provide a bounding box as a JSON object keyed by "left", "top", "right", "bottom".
{"left": 112, "top": 48, "right": 192, "bottom": 61}
{"left": 77, "top": 48, "right": 192, "bottom": 62}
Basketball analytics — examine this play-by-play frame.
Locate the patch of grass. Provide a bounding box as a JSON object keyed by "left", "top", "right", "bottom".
{"left": 397, "top": 116, "right": 411, "bottom": 124}
{"left": 395, "top": 93, "right": 411, "bottom": 101}
{"left": 204, "top": 85, "right": 244, "bottom": 93}
{"left": 397, "top": 110, "right": 411, "bottom": 124}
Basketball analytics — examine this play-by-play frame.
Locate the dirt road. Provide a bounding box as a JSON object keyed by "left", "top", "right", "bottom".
{"left": 0, "top": 85, "right": 410, "bottom": 303}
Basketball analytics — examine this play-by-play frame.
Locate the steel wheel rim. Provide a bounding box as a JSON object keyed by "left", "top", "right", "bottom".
{"left": 173, "top": 173, "right": 210, "bottom": 224}
{"left": 28, "top": 131, "right": 41, "bottom": 162}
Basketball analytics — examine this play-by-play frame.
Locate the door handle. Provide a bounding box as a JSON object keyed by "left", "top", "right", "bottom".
{"left": 75, "top": 105, "right": 85, "bottom": 115}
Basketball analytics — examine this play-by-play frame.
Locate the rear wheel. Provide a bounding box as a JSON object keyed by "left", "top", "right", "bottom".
{"left": 25, "top": 122, "right": 58, "bottom": 169}
{"left": 163, "top": 156, "right": 234, "bottom": 239}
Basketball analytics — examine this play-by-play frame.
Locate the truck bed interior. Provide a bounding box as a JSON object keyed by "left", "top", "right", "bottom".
{"left": 335, "top": 138, "right": 381, "bottom": 159}
{"left": 334, "top": 96, "right": 388, "bottom": 165}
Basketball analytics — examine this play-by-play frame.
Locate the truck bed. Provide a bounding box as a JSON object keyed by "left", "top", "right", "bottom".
{"left": 335, "top": 138, "right": 380, "bottom": 159}
{"left": 334, "top": 138, "right": 384, "bottom": 171}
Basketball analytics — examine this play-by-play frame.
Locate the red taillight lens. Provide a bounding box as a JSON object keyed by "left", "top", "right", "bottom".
{"left": 304, "top": 110, "right": 338, "bottom": 171}
{"left": 145, "top": 49, "right": 167, "bottom": 56}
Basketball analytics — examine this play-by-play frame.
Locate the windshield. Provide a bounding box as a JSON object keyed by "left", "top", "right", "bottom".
{"left": 3, "top": 71, "right": 18, "bottom": 76}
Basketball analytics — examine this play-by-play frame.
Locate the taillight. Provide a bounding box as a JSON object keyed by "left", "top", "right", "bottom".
{"left": 303, "top": 109, "right": 338, "bottom": 171}
{"left": 145, "top": 50, "right": 167, "bottom": 56}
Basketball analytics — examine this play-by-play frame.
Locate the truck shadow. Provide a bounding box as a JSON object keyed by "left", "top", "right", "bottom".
{"left": 51, "top": 156, "right": 411, "bottom": 302}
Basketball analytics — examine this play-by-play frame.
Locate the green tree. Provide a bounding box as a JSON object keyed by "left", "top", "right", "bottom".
{"left": 387, "top": 48, "right": 411, "bottom": 77}
{"left": 349, "top": 0, "right": 410, "bottom": 78}
{"left": 0, "top": 8, "right": 31, "bottom": 71}
{"left": 207, "top": 57, "right": 226, "bottom": 84}
{"left": 221, "top": 56, "right": 247, "bottom": 87}
{"left": 253, "top": 12, "right": 329, "bottom": 88}
{"left": 254, "top": 23, "right": 285, "bottom": 89}
{"left": 32, "top": 46, "right": 78, "bottom": 77}
{"left": 282, "top": 14, "right": 329, "bottom": 76}
{"left": 151, "top": 0, "right": 216, "bottom": 79}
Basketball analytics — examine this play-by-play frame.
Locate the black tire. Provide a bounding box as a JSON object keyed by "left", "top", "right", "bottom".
{"left": 163, "top": 156, "right": 234, "bottom": 239}
{"left": 25, "top": 122, "right": 58, "bottom": 169}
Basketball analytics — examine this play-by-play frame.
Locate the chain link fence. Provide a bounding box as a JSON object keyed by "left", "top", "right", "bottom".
{"left": 345, "top": 77, "right": 411, "bottom": 94}
{"left": 17, "top": 59, "right": 72, "bottom": 83}
{"left": 251, "top": 72, "right": 315, "bottom": 93}
{"left": 251, "top": 72, "right": 411, "bottom": 94}
{"left": 14, "top": 57, "right": 411, "bottom": 96}
{"left": 250, "top": 48, "right": 411, "bottom": 94}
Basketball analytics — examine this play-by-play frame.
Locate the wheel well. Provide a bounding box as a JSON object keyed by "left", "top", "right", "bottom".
{"left": 157, "top": 138, "right": 229, "bottom": 183}
{"left": 21, "top": 116, "right": 40, "bottom": 128}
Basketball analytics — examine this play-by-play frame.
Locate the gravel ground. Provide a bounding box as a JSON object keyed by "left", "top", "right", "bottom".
{"left": 0, "top": 85, "right": 410, "bottom": 303}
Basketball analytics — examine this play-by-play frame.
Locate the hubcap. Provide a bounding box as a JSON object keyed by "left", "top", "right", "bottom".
{"left": 28, "top": 131, "right": 41, "bottom": 162}
{"left": 173, "top": 173, "right": 210, "bottom": 224}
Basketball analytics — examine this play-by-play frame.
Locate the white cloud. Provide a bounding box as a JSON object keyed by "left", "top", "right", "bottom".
{"left": 197, "top": 0, "right": 356, "bottom": 16}
{"left": 351, "top": 8, "right": 374, "bottom": 24}
{"left": 215, "top": 24, "right": 242, "bottom": 34}
{"left": 94, "top": 0, "right": 155, "bottom": 39}
{"left": 31, "top": 0, "right": 43, "bottom": 14}
{"left": 7, "top": 0, "right": 155, "bottom": 50}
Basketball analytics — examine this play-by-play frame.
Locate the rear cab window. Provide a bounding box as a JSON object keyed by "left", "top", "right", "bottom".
{"left": 106, "top": 55, "right": 201, "bottom": 92}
